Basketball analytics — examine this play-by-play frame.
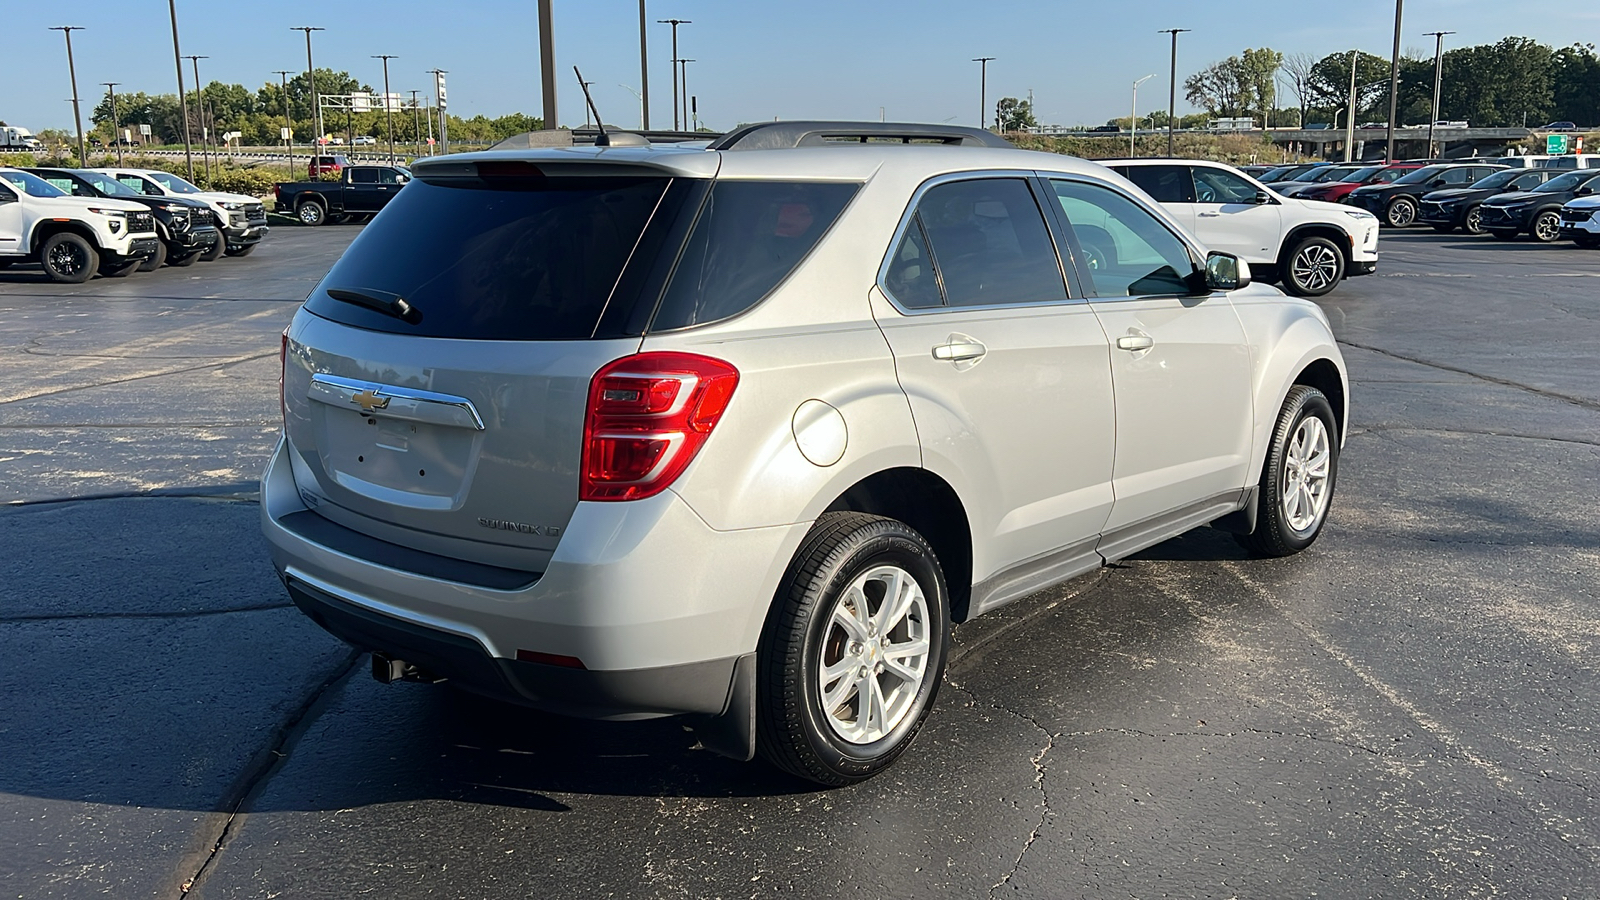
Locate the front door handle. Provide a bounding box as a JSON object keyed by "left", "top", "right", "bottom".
{"left": 1197, "top": 212, "right": 1221, "bottom": 218}
{"left": 1116, "top": 334, "right": 1154, "bottom": 352}
{"left": 932, "top": 339, "right": 987, "bottom": 362}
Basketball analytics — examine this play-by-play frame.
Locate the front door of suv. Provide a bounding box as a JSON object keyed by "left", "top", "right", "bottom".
{"left": 1047, "top": 177, "right": 1255, "bottom": 539}
{"left": 1188, "top": 165, "right": 1280, "bottom": 262}
{"left": 0, "top": 183, "right": 21, "bottom": 258}
{"left": 873, "top": 175, "right": 1116, "bottom": 595}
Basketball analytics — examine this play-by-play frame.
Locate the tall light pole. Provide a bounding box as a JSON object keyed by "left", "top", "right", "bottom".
{"left": 274, "top": 70, "right": 294, "bottom": 178}
{"left": 1385, "top": 0, "right": 1404, "bottom": 162}
{"left": 427, "top": 69, "right": 448, "bottom": 152}
{"left": 1131, "top": 74, "right": 1155, "bottom": 156}
{"left": 658, "top": 19, "right": 692, "bottom": 130}
{"left": 184, "top": 55, "right": 212, "bottom": 182}
{"left": 409, "top": 90, "right": 423, "bottom": 160}
{"left": 292, "top": 27, "right": 325, "bottom": 144}
{"left": 165, "top": 3, "right": 195, "bottom": 180}
{"left": 973, "top": 57, "right": 996, "bottom": 129}
{"left": 538, "top": 0, "right": 557, "bottom": 131}
{"left": 1159, "top": 28, "right": 1190, "bottom": 157}
{"left": 638, "top": 1, "right": 651, "bottom": 130}
{"left": 103, "top": 83, "right": 123, "bottom": 165}
{"left": 373, "top": 55, "right": 398, "bottom": 163}
{"left": 1424, "top": 31, "right": 1455, "bottom": 158}
{"left": 679, "top": 61, "right": 695, "bottom": 130}
{"left": 1344, "top": 50, "right": 1359, "bottom": 162}
{"left": 50, "top": 27, "right": 87, "bottom": 164}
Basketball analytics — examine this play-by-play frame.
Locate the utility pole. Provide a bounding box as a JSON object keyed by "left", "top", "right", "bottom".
{"left": 658, "top": 19, "right": 691, "bottom": 130}
{"left": 1386, "top": 0, "right": 1404, "bottom": 163}
{"left": 679, "top": 61, "right": 695, "bottom": 130}
{"left": 292, "top": 27, "right": 325, "bottom": 144}
{"left": 275, "top": 70, "right": 294, "bottom": 178}
{"left": 638, "top": 1, "right": 651, "bottom": 130}
{"left": 373, "top": 55, "right": 398, "bottom": 164}
{"left": 1424, "top": 31, "right": 1455, "bottom": 158}
{"left": 103, "top": 83, "right": 123, "bottom": 165}
{"left": 427, "top": 69, "right": 448, "bottom": 153}
{"left": 184, "top": 56, "right": 212, "bottom": 182}
{"left": 50, "top": 27, "right": 87, "bottom": 164}
{"left": 538, "top": 0, "right": 557, "bottom": 130}
{"left": 410, "top": 90, "right": 423, "bottom": 160}
{"left": 1345, "top": 50, "right": 1358, "bottom": 162}
{"left": 1131, "top": 74, "right": 1155, "bottom": 156}
{"left": 1159, "top": 28, "right": 1191, "bottom": 157}
{"left": 973, "top": 57, "right": 995, "bottom": 129}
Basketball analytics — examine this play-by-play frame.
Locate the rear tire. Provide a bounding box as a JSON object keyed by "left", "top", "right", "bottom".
{"left": 138, "top": 241, "right": 168, "bottom": 272}
{"left": 1235, "top": 386, "right": 1339, "bottom": 558}
{"left": 39, "top": 233, "right": 98, "bottom": 284}
{"left": 1281, "top": 236, "right": 1345, "bottom": 297}
{"left": 756, "top": 512, "right": 950, "bottom": 786}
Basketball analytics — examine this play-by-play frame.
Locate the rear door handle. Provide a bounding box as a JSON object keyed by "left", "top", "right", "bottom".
{"left": 1116, "top": 335, "right": 1154, "bottom": 352}
{"left": 932, "top": 339, "right": 987, "bottom": 362}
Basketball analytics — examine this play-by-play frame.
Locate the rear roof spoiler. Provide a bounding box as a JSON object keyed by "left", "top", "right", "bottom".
{"left": 707, "top": 121, "right": 1014, "bottom": 151}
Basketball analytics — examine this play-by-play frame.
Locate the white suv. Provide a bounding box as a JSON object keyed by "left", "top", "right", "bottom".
{"left": 92, "top": 168, "right": 269, "bottom": 258}
{"left": 1102, "top": 159, "right": 1380, "bottom": 297}
{"left": 0, "top": 167, "right": 160, "bottom": 282}
{"left": 262, "top": 123, "right": 1348, "bottom": 785}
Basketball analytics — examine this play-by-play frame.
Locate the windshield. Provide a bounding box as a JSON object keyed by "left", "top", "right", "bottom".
{"left": 0, "top": 169, "right": 68, "bottom": 198}
{"left": 1393, "top": 165, "right": 1449, "bottom": 185}
{"left": 1257, "top": 166, "right": 1294, "bottom": 182}
{"left": 1313, "top": 167, "right": 1358, "bottom": 182}
{"left": 1535, "top": 172, "right": 1593, "bottom": 192}
{"left": 1341, "top": 167, "right": 1383, "bottom": 183}
{"left": 147, "top": 171, "right": 203, "bottom": 194}
{"left": 67, "top": 170, "right": 143, "bottom": 197}
{"left": 1473, "top": 170, "right": 1523, "bottom": 190}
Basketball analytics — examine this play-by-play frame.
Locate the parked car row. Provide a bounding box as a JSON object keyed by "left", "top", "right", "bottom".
{"left": 1329, "top": 158, "right": 1600, "bottom": 244}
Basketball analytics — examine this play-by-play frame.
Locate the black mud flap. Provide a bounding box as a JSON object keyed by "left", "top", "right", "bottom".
{"left": 687, "top": 653, "right": 756, "bottom": 761}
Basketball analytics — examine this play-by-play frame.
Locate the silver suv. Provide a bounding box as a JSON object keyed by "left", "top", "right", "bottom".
{"left": 263, "top": 122, "right": 1348, "bottom": 785}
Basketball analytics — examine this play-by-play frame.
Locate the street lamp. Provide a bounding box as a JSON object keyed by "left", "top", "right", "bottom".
{"left": 409, "top": 90, "right": 423, "bottom": 160}
{"left": 49, "top": 27, "right": 87, "bottom": 164}
{"left": 166, "top": 1, "right": 195, "bottom": 180}
{"left": 973, "top": 57, "right": 996, "bottom": 129}
{"left": 637, "top": 1, "right": 651, "bottom": 130}
{"left": 102, "top": 82, "right": 123, "bottom": 165}
{"left": 1424, "top": 31, "right": 1455, "bottom": 157}
{"left": 657, "top": 19, "right": 692, "bottom": 130}
{"left": 1386, "top": 0, "right": 1404, "bottom": 162}
{"left": 184, "top": 55, "right": 212, "bottom": 182}
{"left": 1131, "top": 74, "right": 1155, "bottom": 156}
{"left": 274, "top": 70, "right": 295, "bottom": 177}
{"left": 291, "top": 27, "right": 325, "bottom": 143}
{"left": 620, "top": 84, "right": 645, "bottom": 129}
{"left": 1344, "top": 50, "right": 1359, "bottom": 163}
{"left": 1159, "top": 28, "right": 1191, "bottom": 157}
{"left": 373, "top": 55, "right": 398, "bottom": 164}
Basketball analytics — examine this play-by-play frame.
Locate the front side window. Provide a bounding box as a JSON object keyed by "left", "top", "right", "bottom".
{"left": 1437, "top": 168, "right": 1474, "bottom": 185}
{"left": 0, "top": 170, "right": 68, "bottom": 198}
{"left": 904, "top": 178, "right": 1067, "bottom": 309}
{"left": 1192, "top": 168, "right": 1260, "bottom": 204}
{"left": 350, "top": 168, "right": 380, "bottom": 184}
{"left": 1116, "top": 165, "right": 1196, "bottom": 204}
{"left": 1050, "top": 179, "right": 1194, "bottom": 298}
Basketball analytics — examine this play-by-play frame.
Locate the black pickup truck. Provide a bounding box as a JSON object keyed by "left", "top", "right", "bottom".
{"left": 273, "top": 165, "right": 411, "bottom": 226}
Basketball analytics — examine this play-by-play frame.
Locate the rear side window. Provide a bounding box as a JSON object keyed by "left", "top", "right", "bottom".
{"left": 1115, "top": 165, "right": 1196, "bottom": 203}
{"left": 650, "top": 181, "right": 858, "bottom": 330}
{"left": 349, "top": 168, "right": 379, "bottom": 184}
{"left": 305, "top": 176, "right": 669, "bottom": 340}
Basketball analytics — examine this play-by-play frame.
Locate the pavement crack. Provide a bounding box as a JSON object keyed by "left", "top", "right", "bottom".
{"left": 174, "top": 647, "right": 363, "bottom": 898}
{"left": 0, "top": 603, "right": 294, "bottom": 624}
{"left": 3, "top": 485, "right": 260, "bottom": 508}
{"left": 1058, "top": 726, "right": 1383, "bottom": 757}
{"left": 1336, "top": 338, "right": 1600, "bottom": 413}
{"left": 0, "top": 350, "right": 278, "bottom": 407}
{"left": 1352, "top": 425, "right": 1600, "bottom": 449}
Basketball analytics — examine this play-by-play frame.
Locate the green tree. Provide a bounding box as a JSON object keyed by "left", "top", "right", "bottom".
{"left": 994, "top": 97, "right": 1037, "bottom": 132}
{"left": 1239, "top": 48, "right": 1284, "bottom": 121}
{"left": 1305, "top": 51, "right": 1392, "bottom": 124}
{"left": 1439, "top": 37, "right": 1553, "bottom": 126}
{"left": 1553, "top": 44, "right": 1600, "bottom": 126}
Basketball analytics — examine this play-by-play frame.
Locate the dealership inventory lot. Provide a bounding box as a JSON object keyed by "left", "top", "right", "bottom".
{"left": 2, "top": 231, "right": 1598, "bottom": 898}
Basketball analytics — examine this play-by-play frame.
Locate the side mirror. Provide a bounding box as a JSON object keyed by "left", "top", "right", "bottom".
{"left": 1579, "top": 187, "right": 1595, "bottom": 197}
{"left": 1253, "top": 190, "right": 1272, "bottom": 205}
{"left": 1429, "top": 178, "right": 1446, "bottom": 187}
{"left": 1204, "top": 252, "right": 1252, "bottom": 292}
{"left": 0, "top": 191, "right": 16, "bottom": 205}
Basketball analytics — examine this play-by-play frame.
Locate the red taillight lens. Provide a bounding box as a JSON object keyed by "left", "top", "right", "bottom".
{"left": 580, "top": 352, "right": 739, "bottom": 502}
{"left": 278, "top": 327, "right": 290, "bottom": 427}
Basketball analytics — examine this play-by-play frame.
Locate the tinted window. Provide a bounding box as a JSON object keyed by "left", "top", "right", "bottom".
{"left": 652, "top": 181, "right": 858, "bottom": 329}
{"left": 1372, "top": 167, "right": 1410, "bottom": 184}
{"left": 1051, "top": 179, "right": 1194, "bottom": 298}
{"left": 147, "top": 172, "right": 203, "bottom": 194}
{"left": 1535, "top": 172, "right": 1590, "bottom": 192}
{"left": 349, "top": 168, "right": 379, "bottom": 184}
{"left": 884, "top": 216, "right": 944, "bottom": 309}
{"left": 1342, "top": 166, "right": 1384, "bottom": 183}
{"left": 1192, "top": 168, "right": 1260, "bottom": 203}
{"left": 305, "top": 176, "right": 669, "bottom": 340}
{"left": 912, "top": 178, "right": 1067, "bottom": 308}
{"left": 0, "top": 170, "right": 68, "bottom": 198}
{"left": 1436, "top": 168, "right": 1474, "bottom": 185}
{"left": 378, "top": 168, "right": 407, "bottom": 185}
{"left": 1475, "top": 170, "right": 1522, "bottom": 190}
{"left": 67, "top": 170, "right": 141, "bottom": 197}
{"left": 1117, "top": 165, "right": 1195, "bottom": 203}
{"left": 1394, "top": 165, "right": 1448, "bottom": 185}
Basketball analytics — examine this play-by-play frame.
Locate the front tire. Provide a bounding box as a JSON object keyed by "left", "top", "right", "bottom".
{"left": 1235, "top": 386, "right": 1339, "bottom": 558}
{"left": 199, "top": 237, "right": 226, "bottom": 262}
{"left": 99, "top": 258, "right": 142, "bottom": 278}
{"left": 139, "top": 241, "right": 168, "bottom": 272}
{"left": 1282, "top": 236, "right": 1345, "bottom": 297}
{"left": 1463, "top": 205, "right": 1484, "bottom": 235}
{"left": 296, "top": 201, "right": 327, "bottom": 226}
{"left": 224, "top": 244, "right": 257, "bottom": 257}
{"left": 1532, "top": 210, "right": 1563, "bottom": 243}
{"left": 757, "top": 512, "right": 950, "bottom": 786}
{"left": 39, "top": 233, "right": 99, "bottom": 284}
{"left": 168, "top": 248, "right": 201, "bottom": 267}
{"left": 1385, "top": 196, "right": 1417, "bottom": 228}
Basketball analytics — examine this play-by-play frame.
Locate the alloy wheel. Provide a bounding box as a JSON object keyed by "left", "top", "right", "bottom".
{"left": 816, "top": 564, "right": 932, "bottom": 745}
{"left": 1387, "top": 198, "right": 1416, "bottom": 228}
{"left": 1291, "top": 244, "right": 1340, "bottom": 293}
{"left": 48, "top": 242, "right": 88, "bottom": 277}
{"left": 1281, "top": 415, "right": 1332, "bottom": 534}
{"left": 1534, "top": 212, "right": 1562, "bottom": 243}
{"left": 1464, "top": 207, "right": 1483, "bottom": 235}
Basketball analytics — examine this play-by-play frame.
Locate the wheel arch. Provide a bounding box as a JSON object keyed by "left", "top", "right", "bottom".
{"left": 294, "top": 191, "right": 329, "bottom": 209}
{"left": 1278, "top": 223, "right": 1353, "bottom": 270}
{"left": 30, "top": 221, "right": 102, "bottom": 255}
{"left": 821, "top": 467, "right": 975, "bottom": 622}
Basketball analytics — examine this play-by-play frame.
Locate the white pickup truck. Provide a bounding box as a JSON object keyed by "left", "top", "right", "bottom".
{"left": 0, "top": 168, "right": 160, "bottom": 282}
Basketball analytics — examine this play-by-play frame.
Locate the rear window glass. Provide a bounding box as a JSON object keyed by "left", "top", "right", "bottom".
{"left": 305, "top": 176, "right": 669, "bottom": 340}
{"left": 650, "top": 181, "right": 858, "bottom": 330}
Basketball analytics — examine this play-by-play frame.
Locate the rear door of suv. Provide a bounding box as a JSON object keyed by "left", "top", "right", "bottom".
{"left": 1186, "top": 165, "right": 1280, "bottom": 262}
{"left": 873, "top": 174, "right": 1116, "bottom": 600}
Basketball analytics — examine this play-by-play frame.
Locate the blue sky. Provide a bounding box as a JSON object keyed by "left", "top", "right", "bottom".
{"left": 7, "top": 0, "right": 1600, "bottom": 134}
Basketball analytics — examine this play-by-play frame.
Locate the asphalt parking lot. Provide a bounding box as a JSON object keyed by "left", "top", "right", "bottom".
{"left": 3, "top": 226, "right": 1598, "bottom": 899}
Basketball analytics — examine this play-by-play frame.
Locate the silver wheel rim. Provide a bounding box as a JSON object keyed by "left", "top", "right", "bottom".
{"left": 48, "top": 243, "right": 87, "bottom": 276}
{"left": 1292, "top": 244, "right": 1340, "bottom": 292}
{"left": 299, "top": 205, "right": 321, "bottom": 224}
{"left": 1535, "top": 213, "right": 1560, "bottom": 242}
{"left": 1389, "top": 200, "right": 1415, "bottom": 227}
{"left": 1282, "top": 415, "right": 1332, "bottom": 534}
{"left": 817, "top": 564, "right": 931, "bottom": 745}
{"left": 1465, "top": 208, "right": 1482, "bottom": 234}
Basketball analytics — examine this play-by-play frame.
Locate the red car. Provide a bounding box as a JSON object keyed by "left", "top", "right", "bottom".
{"left": 1298, "top": 162, "right": 1425, "bottom": 203}
{"left": 308, "top": 155, "right": 353, "bottom": 178}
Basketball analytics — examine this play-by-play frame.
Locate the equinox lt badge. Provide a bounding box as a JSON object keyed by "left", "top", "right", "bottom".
{"left": 478, "top": 518, "right": 561, "bottom": 537}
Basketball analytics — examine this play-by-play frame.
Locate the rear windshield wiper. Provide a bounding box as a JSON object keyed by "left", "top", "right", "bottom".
{"left": 326, "top": 288, "right": 423, "bottom": 325}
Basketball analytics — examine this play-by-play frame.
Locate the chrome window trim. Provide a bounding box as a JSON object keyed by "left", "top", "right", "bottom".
{"left": 875, "top": 169, "right": 1087, "bottom": 317}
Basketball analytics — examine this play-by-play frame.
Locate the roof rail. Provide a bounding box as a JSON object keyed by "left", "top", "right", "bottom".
{"left": 707, "top": 121, "right": 1014, "bottom": 151}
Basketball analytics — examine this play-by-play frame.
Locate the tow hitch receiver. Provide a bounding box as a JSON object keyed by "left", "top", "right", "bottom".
{"left": 371, "top": 652, "right": 445, "bottom": 685}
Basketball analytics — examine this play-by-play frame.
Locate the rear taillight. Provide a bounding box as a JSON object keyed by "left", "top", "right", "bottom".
{"left": 278, "top": 327, "right": 290, "bottom": 427}
{"left": 580, "top": 352, "right": 739, "bottom": 502}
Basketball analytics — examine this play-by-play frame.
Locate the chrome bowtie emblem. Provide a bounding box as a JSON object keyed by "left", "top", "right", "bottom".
{"left": 351, "top": 389, "right": 390, "bottom": 412}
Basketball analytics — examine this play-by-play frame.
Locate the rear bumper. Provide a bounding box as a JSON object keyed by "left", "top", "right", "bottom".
{"left": 260, "top": 436, "right": 808, "bottom": 721}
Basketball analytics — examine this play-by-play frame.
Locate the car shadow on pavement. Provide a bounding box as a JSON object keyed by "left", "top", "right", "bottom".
{"left": 1127, "top": 525, "right": 1254, "bottom": 562}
